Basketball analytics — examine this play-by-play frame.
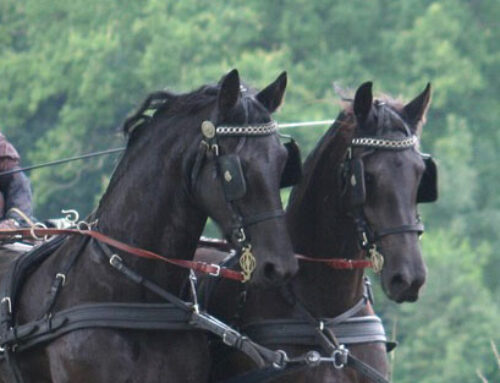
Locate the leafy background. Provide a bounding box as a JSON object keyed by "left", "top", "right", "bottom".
{"left": 1, "top": 0, "right": 498, "bottom": 381}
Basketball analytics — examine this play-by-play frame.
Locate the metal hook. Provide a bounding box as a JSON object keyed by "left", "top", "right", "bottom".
{"left": 61, "top": 209, "right": 79, "bottom": 226}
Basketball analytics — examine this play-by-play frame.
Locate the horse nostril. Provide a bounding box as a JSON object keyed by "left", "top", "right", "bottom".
{"left": 262, "top": 262, "right": 288, "bottom": 285}
{"left": 390, "top": 273, "right": 410, "bottom": 291}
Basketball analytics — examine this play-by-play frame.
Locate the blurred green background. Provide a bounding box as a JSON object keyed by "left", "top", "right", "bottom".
{"left": 1, "top": 0, "right": 498, "bottom": 381}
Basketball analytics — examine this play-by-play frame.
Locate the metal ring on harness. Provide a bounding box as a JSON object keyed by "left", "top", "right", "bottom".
{"left": 30, "top": 222, "right": 51, "bottom": 241}
{"left": 332, "top": 344, "right": 349, "bottom": 369}
{"left": 77, "top": 221, "right": 93, "bottom": 232}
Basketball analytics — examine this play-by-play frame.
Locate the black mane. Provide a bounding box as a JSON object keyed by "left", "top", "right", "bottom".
{"left": 121, "top": 85, "right": 220, "bottom": 143}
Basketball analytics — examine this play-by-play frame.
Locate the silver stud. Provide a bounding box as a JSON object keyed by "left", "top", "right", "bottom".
{"left": 201, "top": 120, "right": 216, "bottom": 138}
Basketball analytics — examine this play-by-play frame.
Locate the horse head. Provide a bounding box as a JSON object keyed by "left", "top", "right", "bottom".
{"left": 346, "top": 81, "right": 434, "bottom": 302}
{"left": 192, "top": 70, "right": 298, "bottom": 287}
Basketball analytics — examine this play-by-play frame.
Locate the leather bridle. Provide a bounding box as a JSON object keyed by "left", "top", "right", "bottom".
{"left": 342, "top": 133, "right": 426, "bottom": 273}
{"left": 190, "top": 119, "right": 287, "bottom": 281}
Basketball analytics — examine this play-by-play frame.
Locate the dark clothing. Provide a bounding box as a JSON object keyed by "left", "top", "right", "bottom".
{"left": 0, "top": 170, "right": 33, "bottom": 218}
{"left": 0, "top": 133, "right": 33, "bottom": 219}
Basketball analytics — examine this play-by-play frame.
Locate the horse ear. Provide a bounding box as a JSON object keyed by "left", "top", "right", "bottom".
{"left": 256, "top": 71, "right": 287, "bottom": 113}
{"left": 217, "top": 69, "right": 241, "bottom": 117}
{"left": 403, "top": 83, "right": 431, "bottom": 129}
{"left": 353, "top": 82, "right": 373, "bottom": 124}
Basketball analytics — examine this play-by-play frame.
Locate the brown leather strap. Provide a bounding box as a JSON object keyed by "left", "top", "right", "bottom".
{"left": 0, "top": 228, "right": 245, "bottom": 281}
{"left": 295, "top": 254, "right": 373, "bottom": 270}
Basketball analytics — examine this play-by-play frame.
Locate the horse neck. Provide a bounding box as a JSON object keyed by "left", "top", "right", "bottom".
{"left": 286, "top": 122, "right": 366, "bottom": 318}
{"left": 95, "top": 122, "right": 207, "bottom": 266}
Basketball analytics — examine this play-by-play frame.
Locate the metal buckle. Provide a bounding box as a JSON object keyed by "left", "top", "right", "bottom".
{"left": 361, "top": 232, "right": 369, "bottom": 248}
{"left": 234, "top": 228, "right": 246, "bottom": 243}
{"left": 319, "top": 320, "right": 325, "bottom": 331}
{"left": 211, "top": 143, "right": 219, "bottom": 156}
{"left": 1, "top": 297, "right": 12, "bottom": 314}
{"left": 222, "top": 331, "right": 238, "bottom": 346}
{"left": 109, "top": 254, "right": 123, "bottom": 267}
{"left": 56, "top": 273, "right": 66, "bottom": 286}
{"left": 209, "top": 264, "right": 221, "bottom": 277}
{"left": 272, "top": 350, "right": 288, "bottom": 369}
{"left": 332, "top": 345, "right": 349, "bottom": 369}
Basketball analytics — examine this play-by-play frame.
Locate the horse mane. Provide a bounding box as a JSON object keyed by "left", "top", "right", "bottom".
{"left": 121, "top": 84, "right": 220, "bottom": 145}
{"left": 287, "top": 110, "right": 356, "bottom": 210}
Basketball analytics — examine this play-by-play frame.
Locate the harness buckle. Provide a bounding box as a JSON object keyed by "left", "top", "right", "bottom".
{"left": 272, "top": 350, "right": 288, "bottom": 369}
{"left": 234, "top": 228, "right": 246, "bottom": 243}
{"left": 1, "top": 297, "right": 12, "bottom": 315}
{"left": 56, "top": 273, "right": 66, "bottom": 286}
{"left": 332, "top": 344, "right": 349, "bottom": 369}
{"left": 361, "top": 232, "right": 369, "bottom": 248}
{"left": 319, "top": 320, "right": 325, "bottom": 331}
{"left": 211, "top": 143, "right": 219, "bottom": 156}
{"left": 109, "top": 254, "right": 123, "bottom": 268}
{"left": 222, "top": 330, "right": 238, "bottom": 346}
{"left": 209, "top": 264, "right": 221, "bottom": 277}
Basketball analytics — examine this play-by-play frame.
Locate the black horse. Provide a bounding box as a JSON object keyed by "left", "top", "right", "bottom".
{"left": 205, "top": 82, "right": 435, "bottom": 382}
{"left": 0, "top": 69, "right": 299, "bottom": 383}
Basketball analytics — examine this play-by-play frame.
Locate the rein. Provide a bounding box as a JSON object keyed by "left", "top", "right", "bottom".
{"left": 295, "top": 254, "right": 372, "bottom": 269}
{"left": 198, "top": 238, "right": 374, "bottom": 270}
{"left": 0, "top": 227, "right": 245, "bottom": 281}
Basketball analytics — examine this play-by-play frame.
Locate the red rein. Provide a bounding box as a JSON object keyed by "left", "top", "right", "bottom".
{"left": 295, "top": 254, "right": 373, "bottom": 270}
{"left": 0, "top": 229, "right": 373, "bottom": 282}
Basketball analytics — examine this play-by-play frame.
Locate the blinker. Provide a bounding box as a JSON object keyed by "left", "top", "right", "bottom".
{"left": 349, "top": 158, "right": 366, "bottom": 207}
{"left": 417, "top": 155, "right": 438, "bottom": 203}
{"left": 218, "top": 154, "right": 247, "bottom": 201}
{"left": 280, "top": 139, "right": 303, "bottom": 188}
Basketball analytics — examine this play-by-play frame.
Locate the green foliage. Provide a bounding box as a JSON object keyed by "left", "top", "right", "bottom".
{"left": 377, "top": 230, "right": 500, "bottom": 382}
{"left": 1, "top": 1, "right": 498, "bottom": 380}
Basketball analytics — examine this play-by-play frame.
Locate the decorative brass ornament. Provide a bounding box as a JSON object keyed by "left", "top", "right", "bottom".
{"left": 201, "top": 120, "right": 216, "bottom": 138}
{"left": 369, "top": 246, "right": 384, "bottom": 273}
{"left": 239, "top": 245, "right": 257, "bottom": 283}
{"left": 224, "top": 170, "right": 233, "bottom": 183}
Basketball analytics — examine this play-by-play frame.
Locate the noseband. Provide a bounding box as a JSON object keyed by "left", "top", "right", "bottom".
{"left": 342, "top": 134, "right": 428, "bottom": 272}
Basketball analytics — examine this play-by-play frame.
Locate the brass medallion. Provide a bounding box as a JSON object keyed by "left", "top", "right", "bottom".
{"left": 239, "top": 245, "right": 257, "bottom": 283}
